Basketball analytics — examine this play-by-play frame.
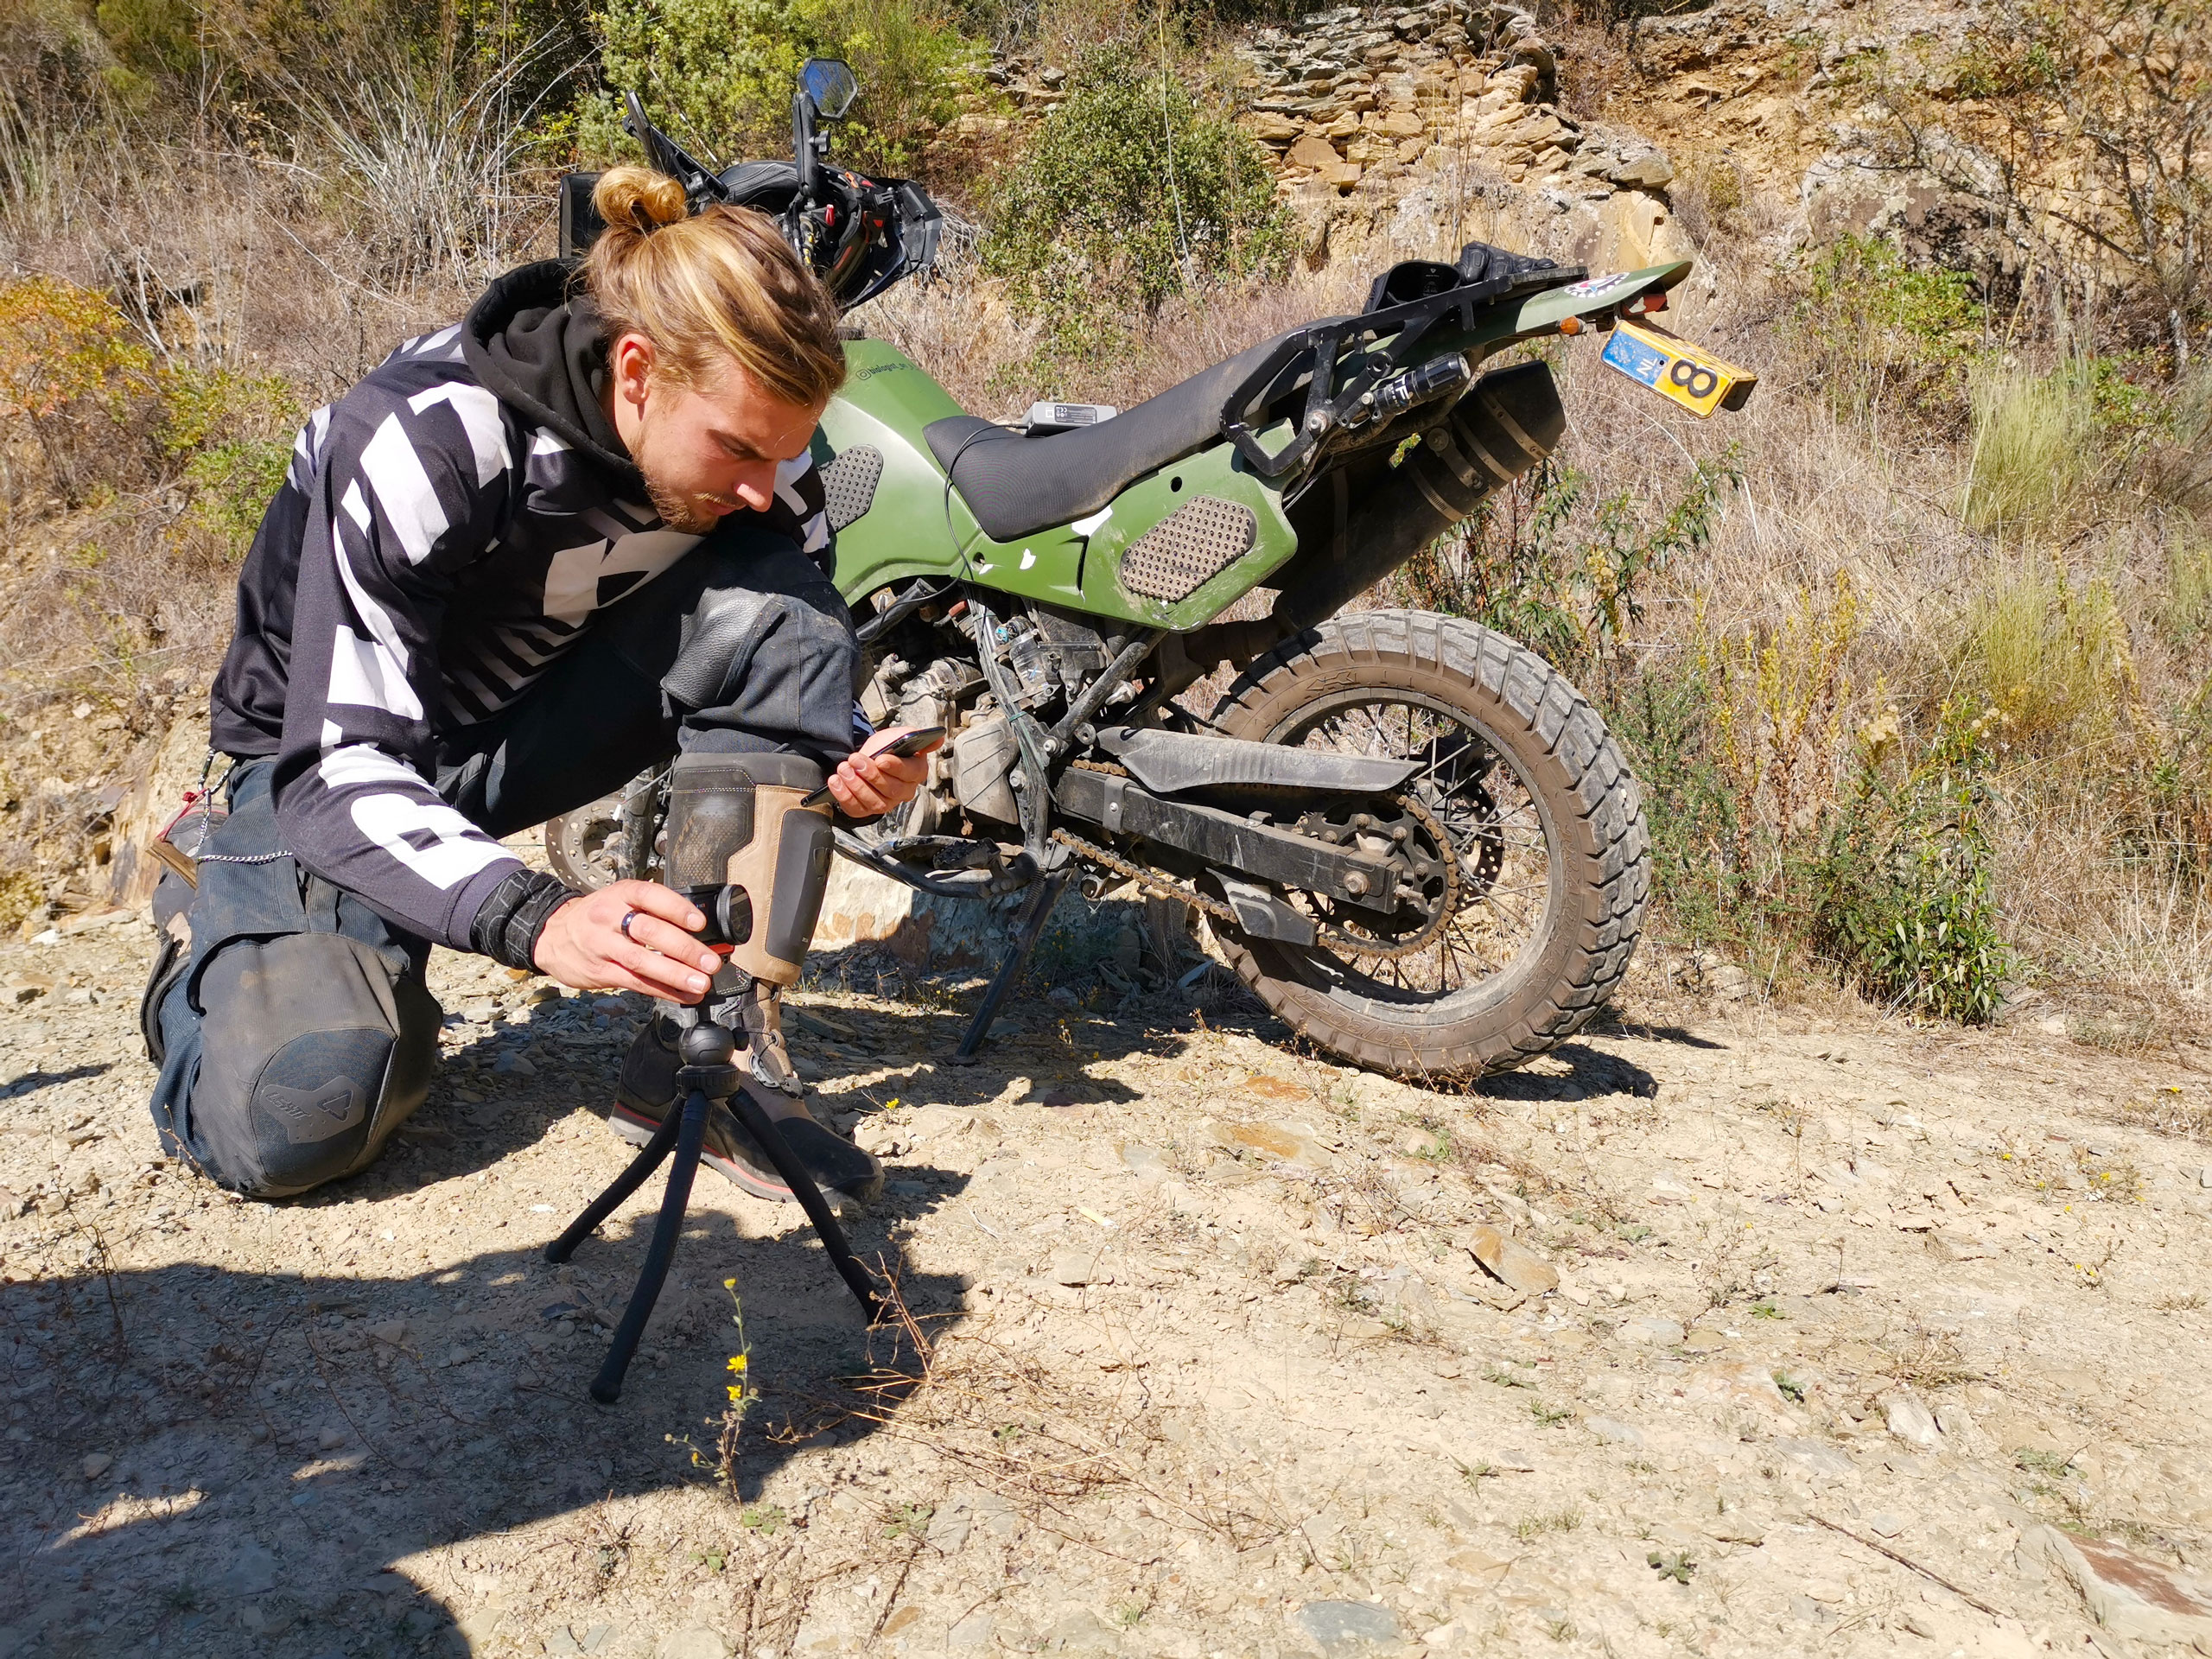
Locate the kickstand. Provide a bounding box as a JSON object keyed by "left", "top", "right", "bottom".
{"left": 545, "top": 1022, "right": 880, "bottom": 1405}
{"left": 948, "top": 870, "right": 1070, "bottom": 1065}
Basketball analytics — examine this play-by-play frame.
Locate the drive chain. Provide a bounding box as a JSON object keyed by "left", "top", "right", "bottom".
{"left": 1049, "top": 823, "right": 1240, "bottom": 925}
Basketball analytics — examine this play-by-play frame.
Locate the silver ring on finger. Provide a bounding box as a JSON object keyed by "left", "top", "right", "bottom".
{"left": 619, "top": 909, "right": 639, "bottom": 941}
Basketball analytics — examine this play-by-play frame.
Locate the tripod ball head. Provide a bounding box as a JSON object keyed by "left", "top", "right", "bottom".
{"left": 679, "top": 1023, "right": 738, "bottom": 1069}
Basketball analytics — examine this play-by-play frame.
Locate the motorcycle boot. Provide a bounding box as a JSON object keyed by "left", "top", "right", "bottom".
{"left": 607, "top": 749, "right": 883, "bottom": 1205}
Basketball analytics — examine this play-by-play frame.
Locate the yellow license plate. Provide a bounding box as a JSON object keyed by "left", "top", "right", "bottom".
{"left": 1600, "top": 317, "right": 1757, "bottom": 417}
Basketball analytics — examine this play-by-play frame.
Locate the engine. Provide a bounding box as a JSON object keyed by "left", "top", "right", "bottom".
{"left": 858, "top": 597, "right": 1132, "bottom": 835}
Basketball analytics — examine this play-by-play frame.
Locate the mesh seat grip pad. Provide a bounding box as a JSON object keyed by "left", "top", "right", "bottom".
{"left": 1118, "top": 497, "right": 1257, "bottom": 603}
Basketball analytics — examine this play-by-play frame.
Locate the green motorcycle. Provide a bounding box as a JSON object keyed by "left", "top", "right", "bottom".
{"left": 548, "top": 60, "right": 1757, "bottom": 1077}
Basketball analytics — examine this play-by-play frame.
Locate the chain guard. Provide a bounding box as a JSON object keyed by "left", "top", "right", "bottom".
{"left": 1054, "top": 761, "right": 1464, "bottom": 960}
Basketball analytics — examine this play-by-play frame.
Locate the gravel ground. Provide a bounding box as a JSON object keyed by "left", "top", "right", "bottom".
{"left": 3, "top": 900, "right": 2211, "bottom": 1659}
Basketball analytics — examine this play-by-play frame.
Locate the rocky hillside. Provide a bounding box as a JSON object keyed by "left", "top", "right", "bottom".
{"left": 968, "top": 0, "right": 2014, "bottom": 324}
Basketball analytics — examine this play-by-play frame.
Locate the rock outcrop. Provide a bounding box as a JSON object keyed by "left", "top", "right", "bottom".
{"left": 1230, "top": 3, "right": 1667, "bottom": 200}
{"left": 967, "top": 3, "right": 1700, "bottom": 277}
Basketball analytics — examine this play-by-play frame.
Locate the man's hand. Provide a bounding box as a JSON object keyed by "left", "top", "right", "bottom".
{"left": 824, "top": 725, "right": 945, "bottom": 818}
{"left": 532, "top": 880, "right": 721, "bottom": 1003}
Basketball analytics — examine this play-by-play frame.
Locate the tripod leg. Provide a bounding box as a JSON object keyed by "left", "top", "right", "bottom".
{"left": 589, "top": 1088, "right": 710, "bottom": 1405}
{"left": 545, "top": 1105, "right": 683, "bottom": 1265}
{"left": 721, "top": 1087, "right": 880, "bottom": 1325}
{"left": 949, "top": 871, "right": 1069, "bottom": 1064}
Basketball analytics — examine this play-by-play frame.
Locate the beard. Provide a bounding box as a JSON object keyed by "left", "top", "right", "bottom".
{"left": 642, "top": 471, "right": 727, "bottom": 536}
{"left": 635, "top": 402, "right": 735, "bottom": 534}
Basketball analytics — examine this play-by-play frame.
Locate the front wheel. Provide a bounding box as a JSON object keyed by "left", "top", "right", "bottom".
{"left": 1210, "top": 611, "right": 1648, "bottom": 1077}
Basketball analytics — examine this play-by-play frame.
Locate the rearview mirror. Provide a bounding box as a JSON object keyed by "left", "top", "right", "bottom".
{"left": 800, "top": 58, "right": 858, "bottom": 121}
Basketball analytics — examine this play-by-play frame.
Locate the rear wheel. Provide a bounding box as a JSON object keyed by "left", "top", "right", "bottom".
{"left": 1210, "top": 610, "right": 1647, "bottom": 1077}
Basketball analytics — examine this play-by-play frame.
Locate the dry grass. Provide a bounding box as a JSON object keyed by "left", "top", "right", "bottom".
{"left": 0, "top": 137, "right": 494, "bottom": 714}
{"left": 2107, "top": 1090, "right": 2212, "bottom": 1143}
{"left": 1, "top": 68, "right": 2206, "bottom": 1004}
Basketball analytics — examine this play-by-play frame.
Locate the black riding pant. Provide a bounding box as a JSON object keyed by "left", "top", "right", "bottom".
{"left": 142, "top": 530, "right": 858, "bottom": 1198}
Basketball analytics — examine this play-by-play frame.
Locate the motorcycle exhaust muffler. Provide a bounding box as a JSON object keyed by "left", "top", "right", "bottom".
{"left": 1268, "top": 359, "right": 1565, "bottom": 631}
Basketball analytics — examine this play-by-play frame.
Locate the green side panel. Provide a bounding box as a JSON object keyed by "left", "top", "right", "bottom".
{"left": 1081, "top": 439, "right": 1300, "bottom": 631}
{"left": 820, "top": 337, "right": 1301, "bottom": 633}
{"left": 818, "top": 339, "right": 976, "bottom": 604}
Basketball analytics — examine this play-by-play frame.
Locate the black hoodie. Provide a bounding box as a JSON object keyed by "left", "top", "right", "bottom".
{"left": 207, "top": 263, "right": 830, "bottom": 952}
{"left": 460, "top": 261, "right": 640, "bottom": 492}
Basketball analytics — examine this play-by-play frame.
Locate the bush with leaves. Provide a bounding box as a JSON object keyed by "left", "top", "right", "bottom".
{"left": 1395, "top": 445, "right": 1744, "bottom": 942}
{"left": 1809, "top": 705, "right": 2017, "bottom": 1023}
{"left": 582, "top": 0, "right": 976, "bottom": 173}
{"left": 0, "top": 275, "right": 302, "bottom": 555}
{"left": 158, "top": 364, "right": 304, "bottom": 558}
{"left": 981, "top": 41, "right": 1290, "bottom": 365}
{"left": 0, "top": 274, "right": 152, "bottom": 505}
{"left": 1799, "top": 234, "right": 1984, "bottom": 428}
{"left": 1397, "top": 443, "right": 1736, "bottom": 683}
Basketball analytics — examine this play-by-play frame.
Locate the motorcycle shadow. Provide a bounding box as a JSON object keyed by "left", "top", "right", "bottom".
{"left": 1463, "top": 1041, "right": 1658, "bottom": 1101}
{"left": 792, "top": 944, "right": 1294, "bottom": 1109}
{"left": 0, "top": 1207, "right": 969, "bottom": 1655}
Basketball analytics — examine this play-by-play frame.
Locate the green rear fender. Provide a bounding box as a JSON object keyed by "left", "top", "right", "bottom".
{"left": 821, "top": 340, "right": 1300, "bottom": 632}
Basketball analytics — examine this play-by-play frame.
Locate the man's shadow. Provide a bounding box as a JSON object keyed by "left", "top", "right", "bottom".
{"left": 0, "top": 1187, "right": 968, "bottom": 1656}
{"left": 0, "top": 961, "right": 1235, "bottom": 1653}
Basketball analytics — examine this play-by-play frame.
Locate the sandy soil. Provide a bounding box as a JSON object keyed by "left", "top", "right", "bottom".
{"left": 3, "top": 897, "right": 2211, "bottom": 1659}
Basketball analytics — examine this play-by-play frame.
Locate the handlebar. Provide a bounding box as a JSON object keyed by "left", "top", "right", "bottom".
{"left": 560, "top": 79, "right": 942, "bottom": 312}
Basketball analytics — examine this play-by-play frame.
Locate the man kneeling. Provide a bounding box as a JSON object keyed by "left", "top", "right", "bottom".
{"left": 139, "top": 167, "right": 936, "bottom": 1205}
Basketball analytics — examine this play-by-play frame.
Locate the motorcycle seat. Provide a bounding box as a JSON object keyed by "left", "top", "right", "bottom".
{"left": 924, "top": 327, "right": 1314, "bottom": 543}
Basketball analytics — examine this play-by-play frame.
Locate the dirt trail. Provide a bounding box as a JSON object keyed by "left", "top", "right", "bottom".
{"left": 3, "top": 895, "right": 2211, "bottom": 1659}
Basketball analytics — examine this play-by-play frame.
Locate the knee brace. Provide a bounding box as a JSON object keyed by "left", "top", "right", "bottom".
{"left": 664, "top": 750, "right": 835, "bottom": 987}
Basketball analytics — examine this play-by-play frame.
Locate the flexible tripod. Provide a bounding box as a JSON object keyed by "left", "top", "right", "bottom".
{"left": 545, "top": 1018, "right": 880, "bottom": 1404}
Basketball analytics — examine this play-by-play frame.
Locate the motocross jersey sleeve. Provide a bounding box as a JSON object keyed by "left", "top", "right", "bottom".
{"left": 759, "top": 448, "right": 870, "bottom": 746}
{"left": 270, "top": 370, "right": 532, "bottom": 951}
{"left": 760, "top": 450, "right": 833, "bottom": 573}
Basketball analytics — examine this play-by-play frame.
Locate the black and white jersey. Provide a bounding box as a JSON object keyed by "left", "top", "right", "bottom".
{"left": 209, "top": 302, "right": 830, "bottom": 956}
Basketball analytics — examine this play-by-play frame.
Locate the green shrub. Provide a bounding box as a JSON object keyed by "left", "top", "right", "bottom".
{"left": 1799, "top": 234, "right": 1982, "bottom": 426}
{"left": 1605, "top": 660, "right": 1743, "bottom": 948}
{"left": 1396, "top": 446, "right": 1736, "bottom": 681}
{"left": 1395, "top": 447, "right": 1744, "bottom": 945}
{"left": 1950, "top": 561, "right": 2131, "bottom": 751}
{"left": 159, "top": 363, "right": 305, "bottom": 557}
{"left": 92, "top": 0, "right": 199, "bottom": 87}
{"left": 583, "top": 0, "right": 976, "bottom": 173}
{"left": 981, "top": 41, "right": 1290, "bottom": 364}
{"left": 1809, "top": 706, "right": 2017, "bottom": 1023}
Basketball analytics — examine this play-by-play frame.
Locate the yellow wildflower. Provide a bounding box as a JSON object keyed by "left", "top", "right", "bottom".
{"left": 723, "top": 1277, "right": 736, "bottom": 1289}
{"left": 727, "top": 1355, "right": 747, "bottom": 1373}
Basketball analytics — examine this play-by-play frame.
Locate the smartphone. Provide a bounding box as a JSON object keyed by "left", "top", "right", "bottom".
{"left": 801, "top": 726, "right": 947, "bottom": 809}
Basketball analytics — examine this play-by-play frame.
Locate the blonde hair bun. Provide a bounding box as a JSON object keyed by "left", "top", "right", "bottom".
{"left": 584, "top": 173, "right": 845, "bottom": 410}
{"left": 594, "top": 166, "right": 690, "bottom": 234}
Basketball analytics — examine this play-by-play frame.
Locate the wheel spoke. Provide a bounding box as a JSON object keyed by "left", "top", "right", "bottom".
{"left": 1259, "top": 690, "right": 1560, "bottom": 1006}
